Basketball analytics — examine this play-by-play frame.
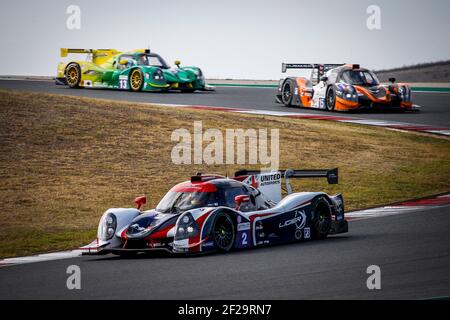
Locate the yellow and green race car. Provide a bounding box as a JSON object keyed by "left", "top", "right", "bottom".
{"left": 56, "top": 48, "right": 212, "bottom": 92}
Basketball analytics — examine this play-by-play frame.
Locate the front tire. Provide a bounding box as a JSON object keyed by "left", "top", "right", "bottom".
{"left": 129, "top": 69, "right": 144, "bottom": 92}
{"left": 65, "top": 63, "right": 81, "bottom": 88}
{"left": 310, "top": 196, "right": 333, "bottom": 240}
{"left": 212, "top": 212, "right": 235, "bottom": 252}
{"left": 326, "top": 86, "right": 336, "bottom": 111}
{"left": 281, "top": 79, "right": 294, "bottom": 106}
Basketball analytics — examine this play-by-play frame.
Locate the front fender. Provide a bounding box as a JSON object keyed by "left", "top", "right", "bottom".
{"left": 172, "top": 207, "right": 245, "bottom": 253}
{"left": 98, "top": 208, "right": 141, "bottom": 249}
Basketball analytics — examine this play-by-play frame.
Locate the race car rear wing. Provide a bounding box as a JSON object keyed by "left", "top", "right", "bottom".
{"left": 235, "top": 168, "right": 338, "bottom": 200}
{"left": 235, "top": 168, "right": 338, "bottom": 183}
{"left": 281, "top": 63, "right": 345, "bottom": 73}
{"left": 60, "top": 48, "right": 120, "bottom": 65}
{"left": 281, "top": 63, "right": 345, "bottom": 84}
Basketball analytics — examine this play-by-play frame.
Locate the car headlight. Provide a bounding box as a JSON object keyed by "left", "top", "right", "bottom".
{"left": 152, "top": 69, "right": 164, "bottom": 81}
{"left": 336, "top": 84, "right": 358, "bottom": 102}
{"left": 174, "top": 212, "right": 199, "bottom": 240}
{"left": 99, "top": 212, "right": 117, "bottom": 241}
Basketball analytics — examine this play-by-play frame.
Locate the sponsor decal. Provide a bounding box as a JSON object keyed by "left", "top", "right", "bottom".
{"left": 294, "top": 229, "right": 302, "bottom": 240}
{"left": 94, "top": 82, "right": 105, "bottom": 88}
{"left": 279, "top": 210, "right": 306, "bottom": 230}
{"left": 319, "top": 98, "right": 325, "bottom": 109}
{"left": 202, "top": 241, "right": 214, "bottom": 248}
{"left": 237, "top": 222, "right": 250, "bottom": 231}
{"left": 130, "top": 223, "right": 145, "bottom": 232}
{"left": 256, "top": 221, "right": 264, "bottom": 230}
{"left": 304, "top": 227, "right": 311, "bottom": 239}
{"left": 148, "top": 242, "right": 163, "bottom": 248}
{"left": 259, "top": 173, "right": 281, "bottom": 186}
{"left": 84, "top": 80, "right": 92, "bottom": 87}
{"left": 237, "top": 215, "right": 242, "bottom": 223}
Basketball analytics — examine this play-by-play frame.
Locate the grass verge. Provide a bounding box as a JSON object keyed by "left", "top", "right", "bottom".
{"left": 0, "top": 89, "right": 449, "bottom": 258}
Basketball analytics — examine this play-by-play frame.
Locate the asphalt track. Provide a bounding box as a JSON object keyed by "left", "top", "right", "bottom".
{"left": 0, "top": 80, "right": 449, "bottom": 299}
{"left": 0, "top": 206, "right": 449, "bottom": 299}
{"left": 0, "top": 80, "right": 449, "bottom": 127}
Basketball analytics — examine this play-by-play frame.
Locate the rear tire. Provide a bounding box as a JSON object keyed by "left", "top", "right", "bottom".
{"left": 65, "top": 63, "right": 81, "bottom": 88}
{"left": 281, "top": 79, "right": 294, "bottom": 106}
{"left": 212, "top": 212, "right": 235, "bottom": 252}
{"left": 310, "top": 196, "right": 332, "bottom": 240}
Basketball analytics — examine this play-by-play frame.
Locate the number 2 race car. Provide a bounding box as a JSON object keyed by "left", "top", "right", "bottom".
{"left": 276, "top": 63, "right": 414, "bottom": 111}
{"left": 81, "top": 168, "right": 348, "bottom": 256}
{"left": 56, "top": 48, "right": 212, "bottom": 92}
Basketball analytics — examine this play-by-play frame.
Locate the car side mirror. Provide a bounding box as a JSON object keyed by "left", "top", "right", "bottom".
{"left": 235, "top": 195, "right": 250, "bottom": 210}
{"left": 175, "top": 60, "right": 181, "bottom": 68}
{"left": 134, "top": 196, "right": 146, "bottom": 210}
{"left": 389, "top": 77, "right": 396, "bottom": 83}
{"left": 119, "top": 59, "right": 129, "bottom": 66}
{"left": 320, "top": 76, "right": 328, "bottom": 82}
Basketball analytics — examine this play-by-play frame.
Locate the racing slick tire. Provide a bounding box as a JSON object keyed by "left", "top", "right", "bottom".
{"left": 310, "top": 196, "right": 333, "bottom": 240}
{"left": 65, "top": 63, "right": 82, "bottom": 88}
{"left": 326, "top": 86, "right": 336, "bottom": 111}
{"left": 212, "top": 212, "right": 236, "bottom": 252}
{"left": 129, "top": 68, "right": 144, "bottom": 92}
{"left": 281, "top": 79, "right": 294, "bottom": 106}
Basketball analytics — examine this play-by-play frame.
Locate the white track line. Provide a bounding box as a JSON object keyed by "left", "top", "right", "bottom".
{"left": 0, "top": 250, "right": 82, "bottom": 267}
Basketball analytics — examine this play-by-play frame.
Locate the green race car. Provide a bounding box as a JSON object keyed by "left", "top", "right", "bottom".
{"left": 56, "top": 48, "right": 212, "bottom": 92}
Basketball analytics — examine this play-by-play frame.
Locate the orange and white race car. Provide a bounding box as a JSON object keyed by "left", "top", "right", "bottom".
{"left": 276, "top": 63, "right": 414, "bottom": 112}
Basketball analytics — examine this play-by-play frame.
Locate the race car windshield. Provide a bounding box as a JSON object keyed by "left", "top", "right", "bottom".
{"left": 341, "top": 70, "right": 380, "bottom": 86}
{"left": 156, "top": 191, "right": 218, "bottom": 213}
{"left": 137, "top": 54, "right": 170, "bottom": 69}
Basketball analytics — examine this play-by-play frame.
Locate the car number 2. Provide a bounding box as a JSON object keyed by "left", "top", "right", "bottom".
{"left": 237, "top": 231, "right": 250, "bottom": 248}
{"left": 242, "top": 233, "right": 247, "bottom": 245}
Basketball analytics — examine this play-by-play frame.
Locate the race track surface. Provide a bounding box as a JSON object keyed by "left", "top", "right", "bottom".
{"left": 1, "top": 206, "right": 449, "bottom": 299}
{"left": 0, "top": 80, "right": 449, "bottom": 127}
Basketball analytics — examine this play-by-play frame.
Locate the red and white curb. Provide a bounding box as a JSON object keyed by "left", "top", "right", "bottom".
{"left": 346, "top": 193, "right": 450, "bottom": 220}
{"left": 1, "top": 193, "right": 448, "bottom": 267}
{"left": 178, "top": 104, "right": 450, "bottom": 137}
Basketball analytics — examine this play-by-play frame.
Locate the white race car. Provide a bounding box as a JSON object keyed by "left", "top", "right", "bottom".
{"left": 81, "top": 168, "right": 348, "bottom": 256}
